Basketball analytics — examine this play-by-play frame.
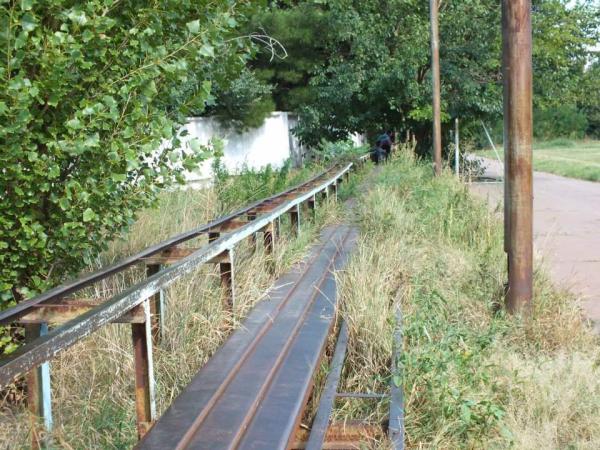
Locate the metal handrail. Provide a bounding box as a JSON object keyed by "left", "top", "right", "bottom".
{"left": 0, "top": 161, "right": 359, "bottom": 387}
{"left": 0, "top": 161, "right": 358, "bottom": 326}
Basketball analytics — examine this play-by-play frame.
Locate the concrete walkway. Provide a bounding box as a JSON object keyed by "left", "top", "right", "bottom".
{"left": 469, "top": 158, "right": 600, "bottom": 332}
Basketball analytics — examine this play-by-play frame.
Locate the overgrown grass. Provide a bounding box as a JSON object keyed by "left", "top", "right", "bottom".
{"left": 476, "top": 139, "right": 600, "bottom": 182}
{"left": 0, "top": 161, "right": 361, "bottom": 449}
{"left": 337, "top": 150, "right": 600, "bottom": 448}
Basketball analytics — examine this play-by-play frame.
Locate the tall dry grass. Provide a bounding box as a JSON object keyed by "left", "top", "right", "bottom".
{"left": 336, "top": 149, "right": 600, "bottom": 449}
{"left": 0, "top": 163, "right": 353, "bottom": 449}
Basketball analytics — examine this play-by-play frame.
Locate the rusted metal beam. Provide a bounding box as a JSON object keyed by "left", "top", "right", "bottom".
{"left": 429, "top": 0, "right": 442, "bottom": 176}
{"left": 19, "top": 299, "right": 145, "bottom": 326}
{"left": 131, "top": 301, "right": 156, "bottom": 439}
{"left": 292, "top": 421, "right": 384, "bottom": 450}
{"left": 502, "top": 0, "right": 533, "bottom": 314}
{"left": 305, "top": 322, "right": 349, "bottom": 450}
{"left": 208, "top": 218, "right": 249, "bottom": 233}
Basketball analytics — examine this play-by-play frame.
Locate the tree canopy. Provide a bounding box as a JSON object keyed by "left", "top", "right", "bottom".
{"left": 241, "top": 0, "right": 599, "bottom": 148}
{"left": 0, "top": 0, "right": 257, "bottom": 303}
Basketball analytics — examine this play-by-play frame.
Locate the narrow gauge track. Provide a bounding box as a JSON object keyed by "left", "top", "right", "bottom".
{"left": 137, "top": 225, "right": 357, "bottom": 450}
{"left": 0, "top": 156, "right": 375, "bottom": 449}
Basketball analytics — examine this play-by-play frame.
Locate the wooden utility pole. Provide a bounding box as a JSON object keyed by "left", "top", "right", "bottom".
{"left": 429, "top": 0, "right": 442, "bottom": 176}
{"left": 502, "top": 0, "right": 533, "bottom": 314}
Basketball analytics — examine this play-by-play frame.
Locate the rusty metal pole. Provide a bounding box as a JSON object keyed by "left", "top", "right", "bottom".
{"left": 131, "top": 301, "right": 156, "bottom": 439}
{"left": 429, "top": 0, "right": 442, "bottom": 176}
{"left": 219, "top": 249, "right": 235, "bottom": 311}
{"left": 502, "top": 0, "right": 533, "bottom": 314}
{"left": 289, "top": 204, "right": 300, "bottom": 237}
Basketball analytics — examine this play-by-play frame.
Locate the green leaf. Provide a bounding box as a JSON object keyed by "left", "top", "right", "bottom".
{"left": 186, "top": 20, "right": 200, "bottom": 34}
{"left": 198, "top": 44, "right": 214, "bottom": 58}
{"left": 82, "top": 208, "right": 95, "bottom": 222}
{"left": 66, "top": 118, "right": 82, "bottom": 130}
{"left": 20, "top": 0, "right": 33, "bottom": 11}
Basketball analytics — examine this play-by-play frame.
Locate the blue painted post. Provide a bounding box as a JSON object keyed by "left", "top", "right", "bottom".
{"left": 25, "top": 322, "right": 52, "bottom": 449}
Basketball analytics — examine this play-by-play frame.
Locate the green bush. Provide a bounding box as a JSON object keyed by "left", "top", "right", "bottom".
{"left": 0, "top": 1, "right": 252, "bottom": 305}
{"left": 534, "top": 105, "right": 588, "bottom": 140}
{"left": 309, "top": 139, "right": 367, "bottom": 164}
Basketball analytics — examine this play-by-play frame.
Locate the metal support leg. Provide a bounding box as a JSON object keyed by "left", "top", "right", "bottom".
{"left": 25, "top": 323, "right": 52, "bottom": 449}
{"left": 275, "top": 216, "right": 281, "bottom": 239}
{"left": 263, "top": 222, "right": 275, "bottom": 273}
{"left": 219, "top": 249, "right": 235, "bottom": 310}
{"left": 290, "top": 204, "right": 300, "bottom": 237}
{"left": 131, "top": 301, "right": 156, "bottom": 439}
{"left": 331, "top": 182, "right": 338, "bottom": 201}
{"left": 247, "top": 214, "right": 257, "bottom": 252}
{"left": 307, "top": 195, "right": 316, "bottom": 219}
{"left": 146, "top": 264, "right": 164, "bottom": 345}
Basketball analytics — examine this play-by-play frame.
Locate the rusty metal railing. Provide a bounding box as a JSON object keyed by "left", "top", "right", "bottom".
{"left": 0, "top": 155, "right": 368, "bottom": 445}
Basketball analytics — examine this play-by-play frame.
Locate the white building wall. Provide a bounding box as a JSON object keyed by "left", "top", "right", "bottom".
{"left": 180, "top": 111, "right": 365, "bottom": 186}
{"left": 182, "top": 112, "right": 295, "bottom": 186}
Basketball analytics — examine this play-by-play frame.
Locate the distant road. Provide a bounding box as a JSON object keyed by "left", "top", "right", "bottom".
{"left": 470, "top": 158, "right": 600, "bottom": 332}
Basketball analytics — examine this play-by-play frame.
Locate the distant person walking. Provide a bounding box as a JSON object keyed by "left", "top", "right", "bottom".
{"left": 376, "top": 131, "right": 393, "bottom": 158}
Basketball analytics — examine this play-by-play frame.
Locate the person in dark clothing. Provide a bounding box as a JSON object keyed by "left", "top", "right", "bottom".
{"left": 376, "top": 131, "right": 392, "bottom": 158}
{"left": 370, "top": 144, "right": 387, "bottom": 164}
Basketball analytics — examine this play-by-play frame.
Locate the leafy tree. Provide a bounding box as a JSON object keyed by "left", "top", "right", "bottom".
{"left": 580, "top": 60, "right": 600, "bottom": 138}
{"left": 0, "top": 0, "right": 254, "bottom": 304}
{"left": 247, "top": 2, "right": 332, "bottom": 112}
{"left": 287, "top": 0, "right": 598, "bottom": 150}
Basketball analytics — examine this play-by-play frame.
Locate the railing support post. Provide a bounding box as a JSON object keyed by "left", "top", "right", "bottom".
{"left": 247, "top": 213, "right": 257, "bottom": 252}
{"left": 219, "top": 249, "right": 235, "bottom": 311}
{"left": 331, "top": 182, "right": 338, "bottom": 201}
{"left": 307, "top": 195, "right": 316, "bottom": 219}
{"left": 263, "top": 221, "right": 276, "bottom": 273}
{"left": 145, "top": 264, "right": 164, "bottom": 345}
{"left": 289, "top": 204, "right": 300, "bottom": 237}
{"left": 25, "top": 323, "right": 52, "bottom": 449}
{"left": 131, "top": 300, "right": 156, "bottom": 439}
{"left": 275, "top": 216, "right": 281, "bottom": 239}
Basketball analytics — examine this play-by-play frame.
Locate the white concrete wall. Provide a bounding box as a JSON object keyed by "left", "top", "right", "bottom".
{"left": 179, "top": 112, "right": 365, "bottom": 187}
{"left": 182, "top": 112, "right": 295, "bottom": 186}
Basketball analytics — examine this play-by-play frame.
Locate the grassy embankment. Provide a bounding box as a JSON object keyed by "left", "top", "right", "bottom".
{"left": 336, "top": 150, "right": 600, "bottom": 449}
{"left": 0, "top": 161, "right": 363, "bottom": 449}
{"left": 476, "top": 139, "right": 600, "bottom": 182}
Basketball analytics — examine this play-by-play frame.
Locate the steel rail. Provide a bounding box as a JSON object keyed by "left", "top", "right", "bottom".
{"left": 0, "top": 159, "right": 361, "bottom": 326}
{"left": 305, "top": 321, "right": 349, "bottom": 450}
{"left": 389, "top": 305, "right": 404, "bottom": 450}
{"left": 0, "top": 163, "right": 356, "bottom": 388}
{"left": 135, "top": 226, "right": 343, "bottom": 449}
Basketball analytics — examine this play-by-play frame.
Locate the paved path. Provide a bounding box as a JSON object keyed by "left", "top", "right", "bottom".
{"left": 469, "top": 158, "right": 600, "bottom": 332}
